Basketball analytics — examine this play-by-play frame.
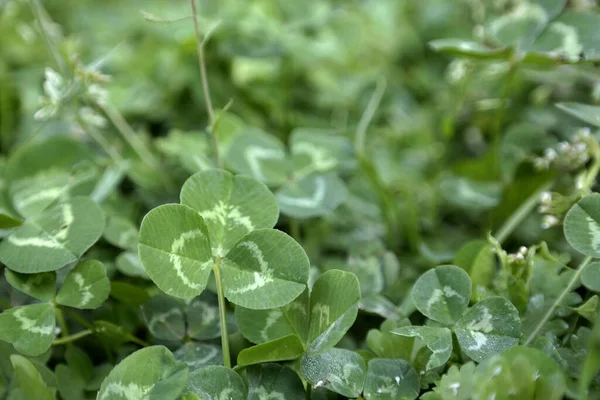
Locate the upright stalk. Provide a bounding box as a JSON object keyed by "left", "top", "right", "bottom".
{"left": 212, "top": 257, "right": 231, "bottom": 368}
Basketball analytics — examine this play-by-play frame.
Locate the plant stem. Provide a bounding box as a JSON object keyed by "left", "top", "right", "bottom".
{"left": 76, "top": 115, "right": 124, "bottom": 165}
{"left": 290, "top": 218, "right": 301, "bottom": 242}
{"left": 212, "top": 257, "right": 231, "bottom": 368}
{"left": 494, "top": 181, "right": 553, "bottom": 245}
{"left": 52, "top": 329, "right": 93, "bottom": 346}
{"left": 29, "top": 0, "right": 67, "bottom": 74}
{"left": 55, "top": 307, "right": 69, "bottom": 337}
{"left": 355, "top": 78, "right": 386, "bottom": 156}
{"left": 524, "top": 255, "right": 593, "bottom": 346}
{"left": 305, "top": 382, "right": 312, "bottom": 400}
{"left": 492, "top": 62, "right": 518, "bottom": 177}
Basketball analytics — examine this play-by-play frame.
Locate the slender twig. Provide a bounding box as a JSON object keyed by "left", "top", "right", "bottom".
{"left": 212, "top": 257, "right": 231, "bottom": 368}
{"left": 52, "top": 329, "right": 93, "bottom": 346}
{"left": 524, "top": 256, "right": 593, "bottom": 345}
{"left": 355, "top": 78, "right": 386, "bottom": 156}
{"left": 494, "top": 181, "right": 553, "bottom": 245}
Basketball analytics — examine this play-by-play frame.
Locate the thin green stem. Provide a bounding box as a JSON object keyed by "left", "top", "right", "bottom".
{"left": 583, "top": 152, "right": 600, "bottom": 191}
{"left": 76, "top": 115, "right": 124, "bottom": 164}
{"left": 212, "top": 257, "right": 231, "bottom": 368}
{"left": 355, "top": 78, "right": 386, "bottom": 156}
{"left": 52, "top": 329, "right": 93, "bottom": 346}
{"left": 305, "top": 382, "right": 312, "bottom": 400}
{"left": 524, "top": 255, "right": 593, "bottom": 346}
{"left": 28, "top": 0, "right": 66, "bottom": 74}
{"left": 290, "top": 218, "right": 301, "bottom": 243}
{"left": 492, "top": 62, "right": 518, "bottom": 177}
{"left": 55, "top": 307, "right": 69, "bottom": 337}
{"left": 494, "top": 181, "right": 553, "bottom": 245}
{"left": 125, "top": 333, "right": 150, "bottom": 347}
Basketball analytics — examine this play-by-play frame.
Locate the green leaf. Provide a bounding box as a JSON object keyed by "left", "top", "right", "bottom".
{"left": 182, "top": 366, "right": 247, "bottom": 399}
{"left": 56, "top": 364, "right": 86, "bottom": 400}
{"left": 454, "top": 297, "right": 520, "bottom": 363}
{"left": 392, "top": 326, "right": 453, "bottom": 370}
{"left": 290, "top": 128, "right": 354, "bottom": 177}
{"left": 453, "top": 240, "right": 495, "bottom": 302}
{"left": 432, "top": 362, "right": 477, "bottom": 400}
{"left": 103, "top": 216, "right": 138, "bottom": 251}
{"left": 110, "top": 281, "right": 151, "bottom": 306}
{"left": 556, "top": 102, "right": 600, "bottom": 128}
{"left": 582, "top": 262, "right": 600, "bottom": 292}
{"left": 276, "top": 173, "right": 348, "bottom": 219}
{"left": 55, "top": 260, "right": 110, "bottom": 309}
{"left": 180, "top": 169, "right": 279, "bottom": 257}
{"left": 225, "top": 128, "right": 290, "bottom": 186}
{"left": 97, "top": 346, "right": 188, "bottom": 400}
{"left": 10, "top": 355, "right": 54, "bottom": 400}
{"left": 362, "top": 358, "right": 420, "bottom": 400}
{"left": 428, "top": 39, "right": 512, "bottom": 59}
{"left": 65, "top": 345, "right": 94, "bottom": 383}
{"left": 238, "top": 334, "right": 305, "bottom": 367}
{"left": 306, "top": 270, "right": 360, "bottom": 354}
{"left": 367, "top": 319, "right": 415, "bottom": 361}
{"left": 440, "top": 177, "right": 502, "bottom": 212}
{"left": 5, "top": 270, "right": 56, "bottom": 301}
{"left": 564, "top": 193, "right": 600, "bottom": 258}
{"left": 186, "top": 292, "right": 223, "bottom": 340}
{"left": 301, "top": 348, "right": 366, "bottom": 398}
{"left": 0, "top": 303, "right": 55, "bottom": 356}
{"left": 115, "top": 252, "right": 149, "bottom": 280}
{"left": 412, "top": 265, "right": 472, "bottom": 325}
{"left": 141, "top": 294, "right": 185, "bottom": 341}
{"left": 247, "top": 363, "right": 305, "bottom": 400}
{"left": 138, "top": 204, "right": 213, "bottom": 299}
{"left": 173, "top": 343, "right": 222, "bottom": 372}
{"left": 0, "top": 197, "right": 105, "bottom": 273}
{"left": 221, "top": 229, "right": 309, "bottom": 309}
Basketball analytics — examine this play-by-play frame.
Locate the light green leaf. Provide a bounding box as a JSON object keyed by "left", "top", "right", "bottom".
{"left": 238, "top": 334, "right": 305, "bottom": 367}
{"left": 5, "top": 270, "right": 56, "bottom": 301}
{"left": 103, "top": 216, "right": 138, "bottom": 251}
{"left": 186, "top": 292, "right": 222, "bottom": 340}
{"left": 97, "top": 346, "right": 188, "bottom": 400}
{"left": 440, "top": 177, "right": 502, "bottom": 212}
{"left": 301, "top": 348, "right": 366, "bottom": 398}
{"left": 235, "top": 289, "right": 309, "bottom": 344}
{"left": 290, "top": 128, "right": 354, "bottom": 177}
{"left": 141, "top": 294, "right": 185, "bottom": 341}
{"left": 115, "top": 251, "right": 149, "bottom": 280}
{"left": 564, "top": 194, "right": 600, "bottom": 258}
{"left": 582, "top": 262, "right": 600, "bottom": 292}
{"left": 428, "top": 39, "right": 512, "bottom": 59}
{"left": 173, "top": 343, "right": 222, "bottom": 372}
{"left": 276, "top": 173, "right": 348, "bottom": 219}
{"left": 392, "top": 326, "right": 453, "bottom": 371}
{"left": 56, "top": 364, "right": 86, "bottom": 400}
{"left": 360, "top": 295, "right": 401, "bottom": 320}
{"left": 55, "top": 260, "right": 110, "bottom": 309}
{"left": 247, "top": 363, "right": 305, "bottom": 400}
{"left": 180, "top": 169, "right": 279, "bottom": 257}
{"left": 221, "top": 229, "right": 309, "bottom": 309}
{"left": 557, "top": 102, "right": 600, "bottom": 128}
{"left": 367, "top": 319, "right": 415, "bottom": 362}
{"left": 110, "top": 281, "right": 150, "bottom": 306}
{"left": 412, "top": 265, "right": 472, "bottom": 325}
{"left": 65, "top": 345, "right": 94, "bottom": 383}
{"left": 0, "top": 197, "right": 105, "bottom": 273}
{"left": 225, "top": 128, "right": 290, "bottom": 186}
{"left": 454, "top": 240, "right": 495, "bottom": 302}
{"left": 454, "top": 297, "right": 520, "bottom": 363}
{"left": 488, "top": 2, "right": 549, "bottom": 48}
{"left": 182, "top": 366, "right": 247, "bottom": 399}
{"left": 363, "top": 358, "right": 420, "bottom": 400}
{"left": 10, "top": 355, "right": 54, "bottom": 400}
{"left": 138, "top": 204, "right": 213, "bottom": 299}
{"left": 307, "top": 270, "right": 360, "bottom": 355}
{"left": 0, "top": 303, "right": 56, "bottom": 356}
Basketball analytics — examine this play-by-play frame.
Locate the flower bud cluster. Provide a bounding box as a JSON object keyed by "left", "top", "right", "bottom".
{"left": 507, "top": 246, "right": 528, "bottom": 264}
{"left": 533, "top": 128, "right": 591, "bottom": 171}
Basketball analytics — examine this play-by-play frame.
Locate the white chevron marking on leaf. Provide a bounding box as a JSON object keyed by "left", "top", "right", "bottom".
{"left": 169, "top": 230, "right": 207, "bottom": 289}
{"left": 14, "top": 308, "right": 53, "bottom": 335}
{"left": 277, "top": 176, "right": 326, "bottom": 208}
{"left": 228, "top": 241, "right": 274, "bottom": 294}
{"left": 200, "top": 201, "right": 254, "bottom": 231}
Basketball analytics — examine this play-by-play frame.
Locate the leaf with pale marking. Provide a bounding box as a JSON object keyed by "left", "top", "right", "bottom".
{"left": 141, "top": 294, "right": 185, "bottom": 341}
{"left": 182, "top": 366, "right": 247, "bottom": 399}
{"left": 103, "top": 216, "right": 138, "bottom": 251}
{"left": 5, "top": 136, "right": 95, "bottom": 218}
{"left": 247, "top": 363, "right": 305, "bottom": 400}
{"left": 367, "top": 319, "right": 415, "bottom": 362}
{"left": 10, "top": 355, "right": 55, "bottom": 400}
{"left": 412, "top": 265, "right": 472, "bottom": 325}
{"left": 0, "top": 197, "right": 105, "bottom": 273}
{"left": 55, "top": 260, "right": 110, "bottom": 309}
{"left": 290, "top": 128, "right": 355, "bottom": 178}
{"left": 5, "top": 269, "right": 56, "bottom": 301}
{"left": 186, "top": 292, "right": 223, "bottom": 340}
{"left": 221, "top": 229, "right": 309, "bottom": 309}
{"left": 363, "top": 358, "right": 420, "bottom": 400}
{"left": 115, "top": 251, "right": 149, "bottom": 280}
{"left": 392, "top": 326, "right": 453, "bottom": 371}
{"left": 429, "top": 39, "right": 512, "bottom": 59}
{"left": 237, "top": 334, "right": 305, "bottom": 367}
{"left": 454, "top": 297, "right": 520, "bottom": 363}
{"left": 235, "top": 289, "right": 309, "bottom": 344}
{"left": 301, "top": 348, "right": 366, "bottom": 398}
{"left": 138, "top": 204, "right": 213, "bottom": 299}
{"left": 564, "top": 194, "right": 600, "bottom": 258}
{"left": 276, "top": 173, "right": 348, "bottom": 219}
{"left": 225, "top": 128, "right": 290, "bottom": 186}
{"left": 307, "top": 270, "right": 360, "bottom": 355}
{"left": 0, "top": 303, "right": 56, "bottom": 356}
{"left": 97, "top": 346, "right": 188, "bottom": 400}
{"left": 180, "top": 169, "right": 279, "bottom": 257}
{"left": 173, "top": 343, "right": 222, "bottom": 372}
{"left": 582, "top": 262, "right": 600, "bottom": 292}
